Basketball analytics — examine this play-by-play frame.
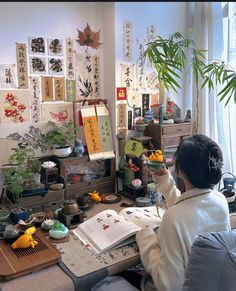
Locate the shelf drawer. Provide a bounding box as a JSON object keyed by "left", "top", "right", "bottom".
{"left": 163, "top": 136, "right": 181, "bottom": 147}
{"left": 162, "top": 123, "right": 192, "bottom": 136}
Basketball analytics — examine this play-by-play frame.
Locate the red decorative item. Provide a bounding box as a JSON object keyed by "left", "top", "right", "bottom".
{"left": 117, "top": 87, "right": 127, "bottom": 101}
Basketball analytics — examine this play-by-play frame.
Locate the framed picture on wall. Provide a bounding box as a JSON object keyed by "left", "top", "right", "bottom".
{"left": 48, "top": 38, "right": 64, "bottom": 56}
{"left": 29, "top": 56, "right": 46, "bottom": 74}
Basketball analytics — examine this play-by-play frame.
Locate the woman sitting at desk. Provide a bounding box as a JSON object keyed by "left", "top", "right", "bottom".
{"left": 92, "top": 134, "right": 230, "bottom": 291}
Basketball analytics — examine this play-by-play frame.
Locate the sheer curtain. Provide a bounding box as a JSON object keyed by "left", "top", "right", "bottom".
{"left": 185, "top": 2, "right": 236, "bottom": 175}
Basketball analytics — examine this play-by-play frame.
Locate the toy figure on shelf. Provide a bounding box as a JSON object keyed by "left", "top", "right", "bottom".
{"left": 74, "top": 139, "right": 85, "bottom": 157}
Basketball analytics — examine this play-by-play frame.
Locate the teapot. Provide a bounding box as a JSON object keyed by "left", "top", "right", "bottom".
{"left": 61, "top": 199, "right": 80, "bottom": 215}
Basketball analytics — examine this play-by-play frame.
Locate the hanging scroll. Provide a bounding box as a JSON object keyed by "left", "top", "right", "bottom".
{"left": 66, "top": 38, "right": 75, "bottom": 80}
{"left": 142, "top": 94, "right": 150, "bottom": 117}
{"left": 117, "top": 103, "right": 127, "bottom": 129}
{"left": 16, "top": 43, "right": 28, "bottom": 89}
{"left": 96, "top": 104, "right": 115, "bottom": 159}
{"left": 30, "top": 76, "right": 41, "bottom": 124}
{"left": 66, "top": 79, "right": 76, "bottom": 101}
{"left": 41, "top": 76, "right": 53, "bottom": 101}
{"left": 147, "top": 25, "right": 156, "bottom": 67}
{"left": 81, "top": 106, "right": 104, "bottom": 160}
{"left": 54, "top": 77, "right": 65, "bottom": 101}
{"left": 121, "top": 63, "right": 135, "bottom": 91}
{"left": 123, "top": 21, "right": 133, "bottom": 62}
{"left": 136, "top": 39, "right": 146, "bottom": 90}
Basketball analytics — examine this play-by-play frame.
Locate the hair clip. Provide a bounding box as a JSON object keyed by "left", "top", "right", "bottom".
{"left": 208, "top": 155, "right": 224, "bottom": 171}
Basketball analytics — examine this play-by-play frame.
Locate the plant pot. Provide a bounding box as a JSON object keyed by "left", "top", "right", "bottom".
{"left": 53, "top": 146, "right": 72, "bottom": 158}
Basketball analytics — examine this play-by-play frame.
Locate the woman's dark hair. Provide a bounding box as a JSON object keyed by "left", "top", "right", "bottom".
{"left": 174, "top": 134, "right": 223, "bottom": 189}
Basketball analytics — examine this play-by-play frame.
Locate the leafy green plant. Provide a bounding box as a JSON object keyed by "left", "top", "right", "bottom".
{"left": 4, "top": 147, "right": 41, "bottom": 204}
{"left": 143, "top": 31, "right": 236, "bottom": 131}
{"left": 45, "top": 121, "right": 76, "bottom": 149}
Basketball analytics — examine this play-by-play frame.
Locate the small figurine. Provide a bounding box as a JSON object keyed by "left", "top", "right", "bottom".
{"left": 74, "top": 139, "right": 85, "bottom": 157}
{"left": 88, "top": 190, "right": 102, "bottom": 203}
{"left": 11, "top": 234, "right": 38, "bottom": 249}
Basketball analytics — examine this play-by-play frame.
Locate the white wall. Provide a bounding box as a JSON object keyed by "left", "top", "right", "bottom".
{"left": 115, "top": 2, "right": 188, "bottom": 110}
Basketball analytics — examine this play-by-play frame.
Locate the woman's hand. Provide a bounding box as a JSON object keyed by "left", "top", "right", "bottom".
{"left": 150, "top": 167, "right": 169, "bottom": 183}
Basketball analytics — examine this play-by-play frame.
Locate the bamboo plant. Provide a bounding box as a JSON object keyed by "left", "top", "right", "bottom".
{"left": 143, "top": 32, "right": 236, "bottom": 131}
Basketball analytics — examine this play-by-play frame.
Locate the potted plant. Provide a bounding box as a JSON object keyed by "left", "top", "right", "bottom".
{"left": 4, "top": 146, "right": 43, "bottom": 205}
{"left": 45, "top": 121, "right": 76, "bottom": 157}
{"left": 143, "top": 31, "right": 236, "bottom": 132}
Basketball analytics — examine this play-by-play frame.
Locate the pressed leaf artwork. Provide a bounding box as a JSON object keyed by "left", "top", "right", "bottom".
{"left": 77, "top": 23, "right": 102, "bottom": 49}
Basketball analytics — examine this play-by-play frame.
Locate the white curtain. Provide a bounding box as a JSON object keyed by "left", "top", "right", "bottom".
{"left": 185, "top": 2, "right": 236, "bottom": 175}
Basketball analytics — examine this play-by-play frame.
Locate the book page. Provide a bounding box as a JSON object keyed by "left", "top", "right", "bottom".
{"left": 76, "top": 209, "right": 141, "bottom": 252}
{"left": 119, "top": 206, "right": 165, "bottom": 229}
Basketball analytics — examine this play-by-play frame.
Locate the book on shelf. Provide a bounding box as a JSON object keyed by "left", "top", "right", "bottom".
{"left": 72, "top": 206, "right": 165, "bottom": 253}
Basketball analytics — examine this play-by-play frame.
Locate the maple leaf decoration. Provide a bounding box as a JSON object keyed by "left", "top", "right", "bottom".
{"left": 77, "top": 23, "right": 102, "bottom": 49}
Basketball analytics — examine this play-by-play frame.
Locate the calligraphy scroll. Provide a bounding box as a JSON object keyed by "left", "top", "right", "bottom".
{"left": 0, "top": 90, "right": 30, "bottom": 124}
{"left": 54, "top": 77, "right": 65, "bottom": 101}
{"left": 128, "top": 110, "right": 133, "bottom": 130}
{"left": 146, "top": 71, "right": 159, "bottom": 90}
{"left": 92, "top": 55, "right": 100, "bottom": 99}
{"left": 16, "top": 43, "right": 28, "bottom": 89}
{"left": 123, "top": 21, "right": 133, "bottom": 62}
{"left": 81, "top": 106, "right": 103, "bottom": 160}
{"left": 142, "top": 94, "right": 150, "bottom": 117}
{"left": 0, "top": 64, "right": 17, "bottom": 89}
{"left": 42, "top": 103, "right": 73, "bottom": 123}
{"left": 120, "top": 63, "right": 135, "bottom": 90}
{"left": 48, "top": 58, "right": 64, "bottom": 75}
{"left": 96, "top": 105, "right": 115, "bottom": 159}
{"left": 41, "top": 76, "right": 53, "bottom": 101}
{"left": 48, "top": 38, "right": 63, "bottom": 56}
{"left": 117, "top": 104, "right": 127, "bottom": 129}
{"left": 28, "top": 36, "right": 46, "bottom": 54}
{"left": 29, "top": 56, "right": 46, "bottom": 74}
{"left": 136, "top": 40, "right": 146, "bottom": 89}
{"left": 30, "top": 76, "right": 41, "bottom": 124}
{"left": 66, "top": 38, "right": 75, "bottom": 80}
{"left": 66, "top": 79, "right": 76, "bottom": 101}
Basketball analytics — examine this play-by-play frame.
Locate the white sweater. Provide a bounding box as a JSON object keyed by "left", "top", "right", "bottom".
{"left": 136, "top": 172, "right": 231, "bottom": 291}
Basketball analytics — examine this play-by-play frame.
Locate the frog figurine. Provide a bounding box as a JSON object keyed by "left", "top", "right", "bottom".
{"left": 74, "top": 139, "right": 85, "bottom": 157}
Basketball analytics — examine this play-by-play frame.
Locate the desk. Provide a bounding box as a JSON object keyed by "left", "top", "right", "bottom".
{"left": 0, "top": 196, "right": 140, "bottom": 291}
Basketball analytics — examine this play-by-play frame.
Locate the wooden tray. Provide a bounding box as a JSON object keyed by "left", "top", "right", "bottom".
{"left": 0, "top": 230, "right": 61, "bottom": 281}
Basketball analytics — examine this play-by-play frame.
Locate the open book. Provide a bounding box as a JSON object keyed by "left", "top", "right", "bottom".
{"left": 72, "top": 206, "right": 165, "bottom": 253}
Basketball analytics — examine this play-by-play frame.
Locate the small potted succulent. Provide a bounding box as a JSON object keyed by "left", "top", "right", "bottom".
{"left": 45, "top": 121, "right": 76, "bottom": 157}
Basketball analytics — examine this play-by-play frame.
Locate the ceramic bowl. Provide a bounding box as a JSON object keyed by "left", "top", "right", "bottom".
{"left": 147, "top": 161, "right": 163, "bottom": 172}
{"left": 49, "top": 226, "right": 68, "bottom": 240}
{"left": 0, "top": 210, "right": 10, "bottom": 222}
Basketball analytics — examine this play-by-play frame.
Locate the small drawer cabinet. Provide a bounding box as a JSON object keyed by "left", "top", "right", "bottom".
{"left": 145, "top": 122, "right": 193, "bottom": 166}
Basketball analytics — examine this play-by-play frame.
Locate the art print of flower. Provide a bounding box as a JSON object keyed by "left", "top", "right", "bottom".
{"left": 4, "top": 93, "right": 26, "bottom": 123}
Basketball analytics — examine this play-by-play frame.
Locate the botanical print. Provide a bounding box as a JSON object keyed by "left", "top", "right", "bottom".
{"left": 41, "top": 76, "right": 53, "bottom": 101}
{"left": 41, "top": 103, "right": 73, "bottom": 123}
{"left": 81, "top": 106, "right": 104, "bottom": 160}
{"left": 16, "top": 43, "right": 29, "bottom": 89}
{"left": 29, "top": 56, "right": 46, "bottom": 74}
{"left": 117, "top": 103, "right": 127, "bottom": 129}
{"left": 0, "top": 64, "right": 17, "bottom": 89}
{"left": 6, "top": 126, "right": 47, "bottom": 151}
{"left": 47, "top": 38, "right": 63, "bottom": 56}
{"left": 29, "top": 76, "right": 41, "bottom": 124}
{"left": 66, "top": 38, "right": 75, "bottom": 80}
{"left": 66, "top": 79, "right": 76, "bottom": 101}
{"left": 123, "top": 21, "right": 133, "bottom": 62}
{"left": 75, "top": 52, "right": 94, "bottom": 99}
{"left": 121, "top": 63, "right": 135, "bottom": 90}
{"left": 96, "top": 105, "right": 115, "bottom": 159}
{"left": 28, "top": 36, "right": 46, "bottom": 54}
{"left": 48, "top": 58, "right": 64, "bottom": 75}
{"left": 54, "top": 77, "right": 65, "bottom": 101}
{"left": 0, "top": 90, "right": 30, "bottom": 124}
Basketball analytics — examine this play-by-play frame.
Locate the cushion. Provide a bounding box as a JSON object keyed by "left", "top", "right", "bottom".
{"left": 183, "top": 230, "right": 236, "bottom": 291}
